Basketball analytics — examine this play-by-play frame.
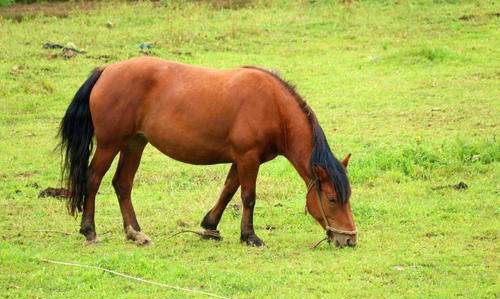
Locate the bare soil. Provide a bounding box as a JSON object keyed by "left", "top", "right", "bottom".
{"left": 0, "top": 1, "right": 97, "bottom": 22}
{"left": 38, "top": 187, "right": 70, "bottom": 199}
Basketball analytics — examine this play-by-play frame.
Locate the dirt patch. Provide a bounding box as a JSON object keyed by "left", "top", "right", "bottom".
{"left": 86, "top": 54, "right": 116, "bottom": 63}
{"left": 431, "top": 181, "right": 468, "bottom": 191}
{"left": 0, "top": 1, "right": 97, "bottom": 22}
{"left": 176, "top": 219, "right": 190, "bottom": 228}
{"left": 43, "top": 42, "right": 87, "bottom": 59}
{"left": 458, "top": 12, "right": 499, "bottom": 22}
{"left": 458, "top": 14, "right": 477, "bottom": 21}
{"left": 424, "top": 231, "right": 445, "bottom": 238}
{"left": 195, "top": 0, "right": 252, "bottom": 9}
{"left": 16, "top": 171, "right": 35, "bottom": 178}
{"left": 38, "top": 187, "right": 70, "bottom": 199}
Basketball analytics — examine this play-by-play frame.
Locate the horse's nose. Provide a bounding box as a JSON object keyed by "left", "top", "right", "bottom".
{"left": 346, "top": 235, "right": 357, "bottom": 247}
{"left": 331, "top": 233, "right": 357, "bottom": 247}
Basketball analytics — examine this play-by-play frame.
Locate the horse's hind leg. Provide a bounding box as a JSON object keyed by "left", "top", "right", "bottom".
{"left": 80, "top": 146, "right": 119, "bottom": 245}
{"left": 112, "top": 135, "right": 151, "bottom": 245}
{"left": 200, "top": 163, "right": 239, "bottom": 237}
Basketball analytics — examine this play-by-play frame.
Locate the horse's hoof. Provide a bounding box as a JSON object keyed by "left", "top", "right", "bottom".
{"left": 125, "top": 226, "right": 152, "bottom": 246}
{"left": 133, "top": 232, "right": 152, "bottom": 246}
{"left": 83, "top": 236, "right": 101, "bottom": 246}
{"left": 201, "top": 229, "right": 222, "bottom": 241}
{"left": 242, "top": 235, "right": 265, "bottom": 247}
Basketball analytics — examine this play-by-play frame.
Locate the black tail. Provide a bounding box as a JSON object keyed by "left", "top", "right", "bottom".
{"left": 59, "top": 68, "right": 103, "bottom": 216}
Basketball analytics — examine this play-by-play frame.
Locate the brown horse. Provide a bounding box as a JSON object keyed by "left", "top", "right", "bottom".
{"left": 59, "top": 57, "right": 357, "bottom": 248}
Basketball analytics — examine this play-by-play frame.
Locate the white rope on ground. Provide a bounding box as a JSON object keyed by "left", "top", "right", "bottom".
{"left": 38, "top": 258, "right": 229, "bottom": 299}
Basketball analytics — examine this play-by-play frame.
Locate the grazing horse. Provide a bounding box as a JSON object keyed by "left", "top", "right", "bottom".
{"left": 59, "top": 57, "right": 357, "bottom": 248}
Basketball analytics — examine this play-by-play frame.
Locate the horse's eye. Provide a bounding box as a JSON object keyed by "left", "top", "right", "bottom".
{"left": 327, "top": 195, "right": 336, "bottom": 203}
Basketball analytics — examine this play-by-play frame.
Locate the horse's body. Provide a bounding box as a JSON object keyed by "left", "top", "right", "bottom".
{"left": 93, "top": 58, "right": 282, "bottom": 165}
{"left": 60, "top": 57, "right": 357, "bottom": 247}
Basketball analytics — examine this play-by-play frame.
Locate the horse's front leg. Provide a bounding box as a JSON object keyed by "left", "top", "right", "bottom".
{"left": 236, "top": 154, "right": 264, "bottom": 247}
{"left": 201, "top": 163, "right": 239, "bottom": 238}
{"left": 80, "top": 146, "right": 118, "bottom": 245}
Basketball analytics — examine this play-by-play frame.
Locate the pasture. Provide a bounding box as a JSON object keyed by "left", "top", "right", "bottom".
{"left": 0, "top": 1, "right": 498, "bottom": 298}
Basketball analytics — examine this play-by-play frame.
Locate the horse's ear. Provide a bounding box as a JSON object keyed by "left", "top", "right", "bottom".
{"left": 341, "top": 153, "right": 351, "bottom": 168}
{"left": 312, "top": 165, "right": 328, "bottom": 180}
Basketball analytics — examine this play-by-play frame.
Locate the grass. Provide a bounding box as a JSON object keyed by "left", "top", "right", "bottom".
{"left": 0, "top": 0, "right": 499, "bottom": 298}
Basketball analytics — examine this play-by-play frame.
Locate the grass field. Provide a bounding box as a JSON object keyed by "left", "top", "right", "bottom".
{"left": 0, "top": 1, "right": 499, "bottom": 298}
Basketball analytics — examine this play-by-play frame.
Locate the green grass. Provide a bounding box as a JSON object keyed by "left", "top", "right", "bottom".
{"left": 0, "top": 1, "right": 499, "bottom": 298}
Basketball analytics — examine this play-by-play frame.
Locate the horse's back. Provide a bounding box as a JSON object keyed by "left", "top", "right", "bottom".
{"left": 89, "top": 57, "right": 283, "bottom": 164}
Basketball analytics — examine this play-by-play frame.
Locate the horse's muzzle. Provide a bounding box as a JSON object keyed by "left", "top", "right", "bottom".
{"left": 329, "top": 232, "right": 357, "bottom": 248}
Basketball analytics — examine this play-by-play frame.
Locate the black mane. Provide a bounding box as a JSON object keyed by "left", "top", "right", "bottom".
{"left": 243, "top": 66, "right": 351, "bottom": 203}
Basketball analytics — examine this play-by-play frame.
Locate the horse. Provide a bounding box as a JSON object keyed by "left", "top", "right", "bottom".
{"left": 59, "top": 57, "right": 357, "bottom": 248}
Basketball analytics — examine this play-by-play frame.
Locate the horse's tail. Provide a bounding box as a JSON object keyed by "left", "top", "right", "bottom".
{"left": 58, "top": 68, "right": 103, "bottom": 216}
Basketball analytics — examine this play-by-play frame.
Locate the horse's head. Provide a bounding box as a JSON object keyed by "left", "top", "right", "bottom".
{"left": 305, "top": 154, "right": 357, "bottom": 248}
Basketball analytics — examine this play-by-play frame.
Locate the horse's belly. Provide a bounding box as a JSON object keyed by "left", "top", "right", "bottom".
{"left": 144, "top": 129, "right": 233, "bottom": 165}
{"left": 155, "top": 144, "right": 232, "bottom": 165}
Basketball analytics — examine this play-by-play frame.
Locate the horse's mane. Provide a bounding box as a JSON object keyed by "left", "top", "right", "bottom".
{"left": 242, "top": 66, "right": 351, "bottom": 203}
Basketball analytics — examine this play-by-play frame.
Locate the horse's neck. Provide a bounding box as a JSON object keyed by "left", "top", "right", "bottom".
{"left": 281, "top": 104, "right": 314, "bottom": 185}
